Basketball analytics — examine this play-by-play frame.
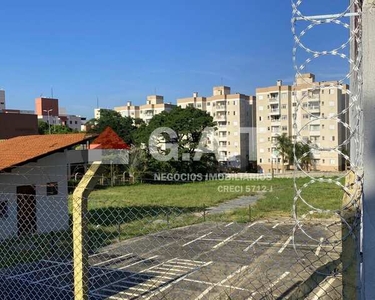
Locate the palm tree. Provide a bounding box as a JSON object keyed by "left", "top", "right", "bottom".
{"left": 275, "top": 133, "right": 293, "bottom": 172}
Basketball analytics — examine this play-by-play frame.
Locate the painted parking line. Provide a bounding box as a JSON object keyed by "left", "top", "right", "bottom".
{"left": 93, "top": 253, "right": 133, "bottom": 266}
{"left": 6, "top": 262, "right": 70, "bottom": 280}
{"left": 143, "top": 261, "right": 212, "bottom": 300}
{"left": 183, "top": 278, "right": 251, "bottom": 292}
{"left": 312, "top": 277, "right": 337, "bottom": 300}
{"left": 243, "top": 235, "right": 264, "bottom": 252}
{"left": 272, "top": 223, "right": 280, "bottom": 229}
{"left": 225, "top": 222, "right": 234, "bottom": 227}
{"left": 212, "top": 233, "right": 239, "bottom": 250}
{"left": 247, "top": 271, "right": 290, "bottom": 300}
{"left": 247, "top": 221, "right": 260, "bottom": 228}
{"left": 182, "top": 232, "right": 213, "bottom": 247}
{"left": 89, "top": 250, "right": 109, "bottom": 258}
{"left": 278, "top": 236, "right": 293, "bottom": 253}
{"left": 118, "top": 255, "right": 159, "bottom": 270}
{"left": 315, "top": 237, "right": 325, "bottom": 256}
{"left": 195, "top": 265, "right": 249, "bottom": 300}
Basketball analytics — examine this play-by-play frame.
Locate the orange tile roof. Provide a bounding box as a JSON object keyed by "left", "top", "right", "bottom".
{"left": 0, "top": 133, "right": 95, "bottom": 171}
{"left": 91, "top": 127, "right": 131, "bottom": 150}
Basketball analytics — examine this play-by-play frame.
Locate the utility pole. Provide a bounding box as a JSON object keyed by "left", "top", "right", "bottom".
{"left": 43, "top": 109, "right": 53, "bottom": 134}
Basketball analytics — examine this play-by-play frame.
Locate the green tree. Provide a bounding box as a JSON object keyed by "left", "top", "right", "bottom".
{"left": 275, "top": 133, "right": 293, "bottom": 171}
{"left": 38, "top": 120, "right": 73, "bottom": 134}
{"left": 38, "top": 120, "right": 49, "bottom": 134}
{"left": 135, "top": 106, "right": 218, "bottom": 175}
{"left": 88, "top": 109, "right": 136, "bottom": 145}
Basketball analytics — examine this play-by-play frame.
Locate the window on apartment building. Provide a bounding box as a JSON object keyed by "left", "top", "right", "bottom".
{"left": 233, "top": 111, "right": 236, "bottom": 115}
{"left": 268, "top": 148, "right": 270, "bottom": 152}
{"left": 228, "top": 121, "right": 230, "bottom": 125}
{"left": 329, "top": 89, "right": 335, "bottom": 95}
{"left": 258, "top": 95, "right": 264, "bottom": 100}
{"left": 329, "top": 125, "right": 335, "bottom": 130}
{"left": 282, "top": 126, "right": 287, "bottom": 131}
{"left": 292, "top": 102, "right": 297, "bottom": 107}
{"left": 259, "top": 116, "right": 262, "bottom": 121}
{"left": 75, "top": 121, "right": 78, "bottom": 124}
{"left": 292, "top": 113, "right": 296, "bottom": 119}
{"left": 268, "top": 127, "right": 270, "bottom": 131}
{"left": 213, "top": 103, "right": 215, "bottom": 106}
{"left": 0, "top": 201, "right": 8, "bottom": 218}
{"left": 233, "top": 101, "right": 236, "bottom": 105}
{"left": 303, "top": 114, "right": 309, "bottom": 119}
{"left": 332, "top": 136, "right": 335, "bottom": 141}
{"left": 267, "top": 116, "right": 270, "bottom": 120}
{"left": 322, "top": 136, "right": 325, "bottom": 140}
{"left": 207, "top": 102, "right": 210, "bottom": 106}
{"left": 321, "top": 113, "right": 325, "bottom": 117}
{"left": 282, "top": 104, "right": 287, "bottom": 109}
{"left": 47, "top": 182, "right": 58, "bottom": 196}
{"left": 228, "top": 142, "right": 230, "bottom": 145}
{"left": 228, "top": 132, "right": 230, "bottom": 135}
{"left": 322, "top": 159, "right": 325, "bottom": 164}
{"left": 322, "top": 101, "right": 324, "bottom": 106}
{"left": 329, "top": 101, "right": 335, "bottom": 107}
{"left": 227, "top": 111, "right": 230, "bottom": 115}
{"left": 281, "top": 115, "right": 287, "bottom": 120}
{"left": 281, "top": 93, "right": 287, "bottom": 99}
{"left": 70, "top": 121, "right": 72, "bottom": 124}
{"left": 197, "top": 104, "right": 202, "bottom": 108}
{"left": 322, "top": 124, "right": 325, "bottom": 129}
{"left": 259, "top": 158, "right": 263, "bottom": 163}
{"left": 322, "top": 89, "right": 325, "bottom": 94}
{"left": 302, "top": 103, "right": 308, "bottom": 108}
{"left": 330, "top": 159, "right": 336, "bottom": 165}
{"left": 268, "top": 137, "right": 270, "bottom": 141}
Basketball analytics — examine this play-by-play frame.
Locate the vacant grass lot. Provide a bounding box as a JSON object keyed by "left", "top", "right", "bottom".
{"left": 84, "top": 177, "right": 345, "bottom": 245}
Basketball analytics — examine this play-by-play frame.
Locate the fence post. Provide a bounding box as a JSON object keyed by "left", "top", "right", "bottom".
{"left": 362, "top": 1, "right": 375, "bottom": 298}
{"left": 342, "top": 171, "right": 361, "bottom": 299}
{"left": 72, "top": 162, "right": 104, "bottom": 300}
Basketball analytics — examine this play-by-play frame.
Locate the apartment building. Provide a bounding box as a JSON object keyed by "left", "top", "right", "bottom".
{"left": 114, "top": 101, "right": 140, "bottom": 119}
{"left": 112, "top": 95, "right": 176, "bottom": 124}
{"left": 178, "top": 87, "right": 256, "bottom": 171}
{"left": 256, "top": 73, "right": 349, "bottom": 173}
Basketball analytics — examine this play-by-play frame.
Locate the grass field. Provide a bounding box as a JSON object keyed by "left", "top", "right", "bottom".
{"left": 84, "top": 177, "right": 345, "bottom": 244}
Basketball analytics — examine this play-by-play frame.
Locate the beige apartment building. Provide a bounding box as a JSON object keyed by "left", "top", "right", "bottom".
{"left": 178, "top": 86, "right": 256, "bottom": 171}
{"left": 256, "top": 73, "right": 349, "bottom": 173}
{"left": 114, "top": 95, "right": 176, "bottom": 124}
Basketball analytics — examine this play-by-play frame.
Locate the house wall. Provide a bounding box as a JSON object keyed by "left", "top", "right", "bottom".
{"left": 0, "top": 152, "right": 69, "bottom": 240}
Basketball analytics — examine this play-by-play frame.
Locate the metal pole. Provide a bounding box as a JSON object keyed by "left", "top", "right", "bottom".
{"left": 362, "top": 1, "right": 375, "bottom": 299}
{"left": 72, "top": 162, "right": 104, "bottom": 300}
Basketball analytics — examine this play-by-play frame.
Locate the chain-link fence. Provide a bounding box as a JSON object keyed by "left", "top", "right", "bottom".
{"left": 0, "top": 163, "right": 350, "bottom": 300}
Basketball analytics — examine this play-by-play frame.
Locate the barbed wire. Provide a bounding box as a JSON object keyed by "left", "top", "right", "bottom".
{"left": 291, "top": 0, "right": 364, "bottom": 291}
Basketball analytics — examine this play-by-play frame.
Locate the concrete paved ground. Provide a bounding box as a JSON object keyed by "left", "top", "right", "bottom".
{"left": 0, "top": 219, "right": 342, "bottom": 299}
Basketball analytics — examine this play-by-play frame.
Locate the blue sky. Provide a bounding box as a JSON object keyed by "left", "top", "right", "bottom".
{"left": 0, "top": 0, "right": 351, "bottom": 118}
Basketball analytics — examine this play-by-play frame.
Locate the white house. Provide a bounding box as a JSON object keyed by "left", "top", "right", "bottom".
{"left": 0, "top": 133, "right": 94, "bottom": 240}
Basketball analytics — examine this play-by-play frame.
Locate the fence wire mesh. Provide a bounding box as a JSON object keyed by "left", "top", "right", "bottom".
{"left": 0, "top": 2, "right": 364, "bottom": 300}
{"left": 0, "top": 164, "right": 351, "bottom": 300}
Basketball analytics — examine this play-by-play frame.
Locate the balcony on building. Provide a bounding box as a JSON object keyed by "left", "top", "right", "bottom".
{"left": 269, "top": 92, "right": 280, "bottom": 103}
{"left": 216, "top": 101, "right": 227, "bottom": 111}
{"left": 217, "top": 121, "right": 227, "bottom": 129}
{"left": 308, "top": 90, "right": 320, "bottom": 100}
{"left": 215, "top": 112, "right": 227, "bottom": 121}
{"left": 270, "top": 104, "right": 280, "bottom": 115}
{"left": 309, "top": 124, "right": 320, "bottom": 136}
{"left": 218, "top": 132, "right": 227, "bottom": 141}
{"left": 270, "top": 116, "right": 281, "bottom": 125}
{"left": 308, "top": 101, "right": 320, "bottom": 113}
{"left": 271, "top": 126, "right": 281, "bottom": 136}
